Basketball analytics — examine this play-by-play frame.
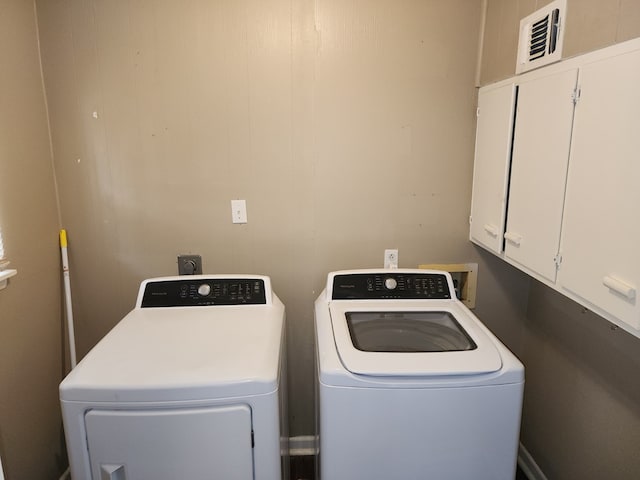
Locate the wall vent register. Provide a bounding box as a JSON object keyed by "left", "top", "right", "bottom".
{"left": 516, "top": 0, "right": 566, "bottom": 74}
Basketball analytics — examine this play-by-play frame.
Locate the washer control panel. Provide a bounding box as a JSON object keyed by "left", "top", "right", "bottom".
{"left": 141, "top": 278, "right": 267, "bottom": 307}
{"left": 331, "top": 272, "right": 451, "bottom": 300}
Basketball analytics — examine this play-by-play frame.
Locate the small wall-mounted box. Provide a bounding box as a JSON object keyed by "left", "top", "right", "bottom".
{"left": 418, "top": 262, "right": 478, "bottom": 309}
{"left": 177, "top": 255, "right": 203, "bottom": 275}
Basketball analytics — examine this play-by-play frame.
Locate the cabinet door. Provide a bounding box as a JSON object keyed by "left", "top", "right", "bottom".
{"left": 504, "top": 68, "right": 578, "bottom": 282}
{"left": 558, "top": 50, "right": 640, "bottom": 330}
{"left": 469, "top": 83, "right": 517, "bottom": 254}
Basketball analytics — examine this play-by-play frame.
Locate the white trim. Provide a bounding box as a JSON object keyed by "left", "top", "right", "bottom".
{"left": 518, "top": 442, "right": 548, "bottom": 480}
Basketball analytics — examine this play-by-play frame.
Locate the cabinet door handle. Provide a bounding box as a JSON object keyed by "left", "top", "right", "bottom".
{"left": 483, "top": 224, "right": 499, "bottom": 237}
{"left": 504, "top": 231, "right": 522, "bottom": 246}
{"left": 602, "top": 275, "right": 636, "bottom": 300}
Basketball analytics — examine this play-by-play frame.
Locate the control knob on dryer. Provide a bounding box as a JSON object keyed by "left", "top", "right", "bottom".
{"left": 197, "top": 284, "right": 211, "bottom": 297}
{"left": 384, "top": 277, "right": 398, "bottom": 290}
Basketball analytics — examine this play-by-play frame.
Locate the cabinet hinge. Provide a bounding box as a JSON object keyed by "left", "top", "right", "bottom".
{"left": 476, "top": 107, "right": 480, "bottom": 118}
{"left": 572, "top": 87, "right": 581, "bottom": 105}
{"left": 554, "top": 253, "right": 563, "bottom": 268}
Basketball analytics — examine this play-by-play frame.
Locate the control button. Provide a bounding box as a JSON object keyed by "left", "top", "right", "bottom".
{"left": 384, "top": 277, "right": 398, "bottom": 290}
{"left": 197, "top": 284, "right": 211, "bottom": 297}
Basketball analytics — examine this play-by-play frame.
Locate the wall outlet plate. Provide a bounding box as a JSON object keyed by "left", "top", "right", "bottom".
{"left": 178, "top": 254, "right": 202, "bottom": 275}
{"left": 384, "top": 249, "right": 399, "bottom": 269}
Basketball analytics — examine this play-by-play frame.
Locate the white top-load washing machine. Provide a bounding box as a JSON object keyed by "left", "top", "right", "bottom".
{"left": 315, "top": 269, "right": 524, "bottom": 480}
{"left": 60, "top": 275, "right": 288, "bottom": 480}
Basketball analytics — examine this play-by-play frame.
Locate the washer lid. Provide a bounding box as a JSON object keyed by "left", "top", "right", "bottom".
{"left": 329, "top": 301, "right": 503, "bottom": 376}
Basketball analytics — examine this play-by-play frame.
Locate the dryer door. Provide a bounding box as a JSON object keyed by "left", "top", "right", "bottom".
{"left": 85, "top": 404, "right": 254, "bottom": 480}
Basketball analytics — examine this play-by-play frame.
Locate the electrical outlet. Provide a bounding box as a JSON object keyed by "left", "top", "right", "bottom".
{"left": 384, "top": 249, "right": 399, "bottom": 269}
{"left": 178, "top": 254, "right": 202, "bottom": 275}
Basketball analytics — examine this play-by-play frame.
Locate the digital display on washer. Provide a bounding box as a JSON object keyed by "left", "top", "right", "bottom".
{"left": 346, "top": 311, "right": 477, "bottom": 352}
{"left": 141, "top": 279, "right": 266, "bottom": 307}
{"left": 332, "top": 273, "right": 451, "bottom": 300}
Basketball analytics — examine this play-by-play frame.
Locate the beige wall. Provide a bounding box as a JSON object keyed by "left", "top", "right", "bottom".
{"left": 0, "top": 1, "right": 63, "bottom": 479}
{"left": 524, "top": 282, "right": 640, "bottom": 478}
{"left": 34, "top": 0, "right": 532, "bottom": 442}
{"left": 480, "top": 0, "right": 640, "bottom": 478}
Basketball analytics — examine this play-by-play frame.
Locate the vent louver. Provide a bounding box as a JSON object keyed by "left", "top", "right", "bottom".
{"left": 517, "top": 0, "right": 566, "bottom": 74}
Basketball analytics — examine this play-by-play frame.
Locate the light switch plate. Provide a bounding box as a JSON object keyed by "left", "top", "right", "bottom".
{"left": 231, "top": 200, "right": 247, "bottom": 224}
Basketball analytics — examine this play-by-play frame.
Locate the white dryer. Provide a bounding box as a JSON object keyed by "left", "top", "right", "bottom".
{"left": 315, "top": 269, "right": 524, "bottom": 480}
{"left": 61, "top": 275, "right": 288, "bottom": 480}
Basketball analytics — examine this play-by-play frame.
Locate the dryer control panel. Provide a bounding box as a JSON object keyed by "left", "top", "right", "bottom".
{"left": 141, "top": 278, "right": 267, "bottom": 307}
{"left": 331, "top": 272, "right": 451, "bottom": 300}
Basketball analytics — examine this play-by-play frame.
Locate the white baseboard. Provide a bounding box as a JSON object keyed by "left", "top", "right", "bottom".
{"left": 518, "top": 442, "right": 548, "bottom": 480}
{"left": 289, "top": 435, "right": 318, "bottom": 456}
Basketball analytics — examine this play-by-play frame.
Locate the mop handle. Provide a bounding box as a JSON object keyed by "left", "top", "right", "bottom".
{"left": 60, "top": 230, "right": 77, "bottom": 368}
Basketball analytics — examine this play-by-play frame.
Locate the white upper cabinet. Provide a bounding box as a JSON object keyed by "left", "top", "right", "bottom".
{"left": 504, "top": 68, "right": 578, "bottom": 282}
{"left": 470, "top": 38, "right": 640, "bottom": 337}
{"left": 469, "top": 83, "right": 517, "bottom": 254}
{"left": 558, "top": 49, "right": 640, "bottom": 331}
